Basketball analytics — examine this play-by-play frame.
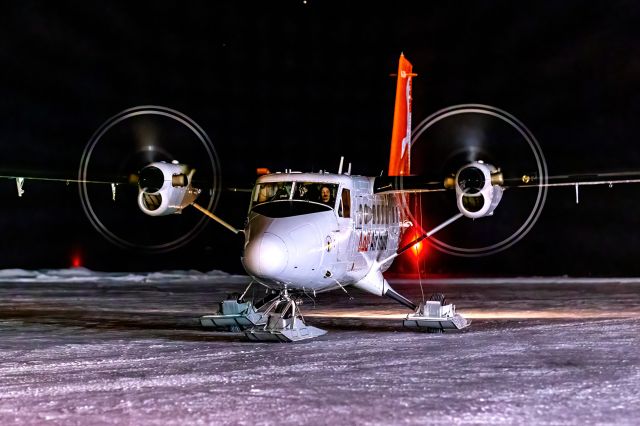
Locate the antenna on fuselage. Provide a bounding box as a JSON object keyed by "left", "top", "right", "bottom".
{"left": 347, "top": 162, "right": 351, "bottom": 175}
{"left": 338, "top": 156, "right": 344, "bottom": 174}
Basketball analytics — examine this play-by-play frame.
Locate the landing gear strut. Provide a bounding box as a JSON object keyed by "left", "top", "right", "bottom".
{"left": 245, "top": 287, "right": 327, "bottom": 342}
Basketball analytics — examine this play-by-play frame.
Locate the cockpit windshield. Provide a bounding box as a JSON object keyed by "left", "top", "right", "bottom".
{"left": 292, "top": 182, "right": 338, "bottom": 206}
{"left": 253, "top": 182, "right": 293, "bottom": 205}
{"left": 252, "top": 182, "right": 339, "bottom": 210}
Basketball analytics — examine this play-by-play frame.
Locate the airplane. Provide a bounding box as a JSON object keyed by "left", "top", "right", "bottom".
{"left": 197, "top": 54, "right": 478, "bottom": 341}
{"left": 5, "top": 54, "right": 640, "bottom": 342}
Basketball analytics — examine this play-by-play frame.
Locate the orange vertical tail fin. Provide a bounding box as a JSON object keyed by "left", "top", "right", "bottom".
{"left": 388, "top": 54, "right": 415, "bottom": 176}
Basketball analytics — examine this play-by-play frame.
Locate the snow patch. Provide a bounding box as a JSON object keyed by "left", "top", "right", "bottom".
{"left": 0, "top": 269, "right": 39, "bottom": 278}
{"left": 0, "top": 268, "right": 245, "bottom": 284}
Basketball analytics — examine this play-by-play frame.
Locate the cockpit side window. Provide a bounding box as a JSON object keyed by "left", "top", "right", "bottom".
{"left": 338, "top": 189, "right": 351, "bottom": 218}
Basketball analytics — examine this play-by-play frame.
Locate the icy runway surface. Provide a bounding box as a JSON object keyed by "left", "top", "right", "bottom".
{"left": 1, "top": 269, "right": 640, "bottom": 425}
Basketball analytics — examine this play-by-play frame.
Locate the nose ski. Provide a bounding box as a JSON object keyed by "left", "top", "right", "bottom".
{"left": 200, "top": 287, "right": 327, "bottom": 342}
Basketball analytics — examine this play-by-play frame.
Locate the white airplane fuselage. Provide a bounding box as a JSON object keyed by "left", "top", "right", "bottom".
{"left": 242, "top": 172, "right": 405, "bottom": 295}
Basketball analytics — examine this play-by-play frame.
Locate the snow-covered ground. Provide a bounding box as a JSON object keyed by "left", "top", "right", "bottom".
{"left": 1, "top": 270, "right": 639, "bottom": 425}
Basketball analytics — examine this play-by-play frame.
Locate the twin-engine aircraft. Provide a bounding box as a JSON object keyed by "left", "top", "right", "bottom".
{"left": 5, "top": 54, "right": 640, "bottom": 342}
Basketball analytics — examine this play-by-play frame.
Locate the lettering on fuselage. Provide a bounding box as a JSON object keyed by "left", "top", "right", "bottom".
{"left": 357, "top": 230, "right": 389, "bottom": 252}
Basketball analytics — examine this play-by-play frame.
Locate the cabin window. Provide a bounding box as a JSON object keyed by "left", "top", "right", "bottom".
{"left": 357, "top": 203, "right": 372, "bottom": 225}
{"left": 338, "top": 189, "right": 351, "bottom": 218}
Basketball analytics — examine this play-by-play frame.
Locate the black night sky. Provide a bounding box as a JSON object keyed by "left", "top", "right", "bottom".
{"left": 1, "top": 1, "right": 640, "bottom": 276}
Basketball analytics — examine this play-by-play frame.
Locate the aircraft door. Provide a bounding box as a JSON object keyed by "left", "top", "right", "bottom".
{"left": 335, "top": 187, "right": 352, "bottom": 262}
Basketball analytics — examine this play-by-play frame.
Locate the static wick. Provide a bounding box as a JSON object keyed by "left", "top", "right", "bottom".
{"left": 111, "top": 183, "right": 117, "bottom": 201}
{"left": 575, "top": 183, "right": 579, "bottom": 204}
{"left": 16, "top": 178, "right": 25, "bottom": 197}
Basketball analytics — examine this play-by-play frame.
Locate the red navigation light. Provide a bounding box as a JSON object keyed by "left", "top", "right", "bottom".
{"left": 412, "top": 240, "right": 423, "bottom": 256}
{"left": 71, "top": 253, "right": 82, "bottom": 268}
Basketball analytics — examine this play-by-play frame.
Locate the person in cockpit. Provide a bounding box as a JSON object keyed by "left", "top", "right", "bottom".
{"left": 319, "top": 185, "right": 334, "bottom": 206}
{"left": 273, "top": 182, "right": 289, "bottom": 200}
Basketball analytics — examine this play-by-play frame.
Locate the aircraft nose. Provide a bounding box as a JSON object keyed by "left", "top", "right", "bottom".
{"left": 243, "top": 232, "right": 289, "bottom": 279}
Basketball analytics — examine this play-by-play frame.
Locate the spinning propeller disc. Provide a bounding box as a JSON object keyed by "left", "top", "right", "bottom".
{"left": 407, "top": 104, "right": 548, "bottom": 257}
{"left": 78, "top": 106, "right": 221, "bottom": 253}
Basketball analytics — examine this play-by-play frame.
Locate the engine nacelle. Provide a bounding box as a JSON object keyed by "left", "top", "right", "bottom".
{"left": 137, "top": 161, "right": 201, "bottom": 216}
{"left": 454, "top": 161, "right": 504, "bottom": 219}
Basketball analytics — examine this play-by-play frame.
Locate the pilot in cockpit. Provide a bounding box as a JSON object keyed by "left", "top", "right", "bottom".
{"left": 273, "top": 182, "right": 289, "bottom": 200}
{"left": 319, "top": 185, "right": 334, "bottom": 206}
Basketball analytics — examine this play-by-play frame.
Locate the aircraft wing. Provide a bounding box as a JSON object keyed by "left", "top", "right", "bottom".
{"left": 374, "top": 170, "right": 640, "bottom": 195}
{"left": 0, "top": 173, "right": 128, "bottom": 198}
